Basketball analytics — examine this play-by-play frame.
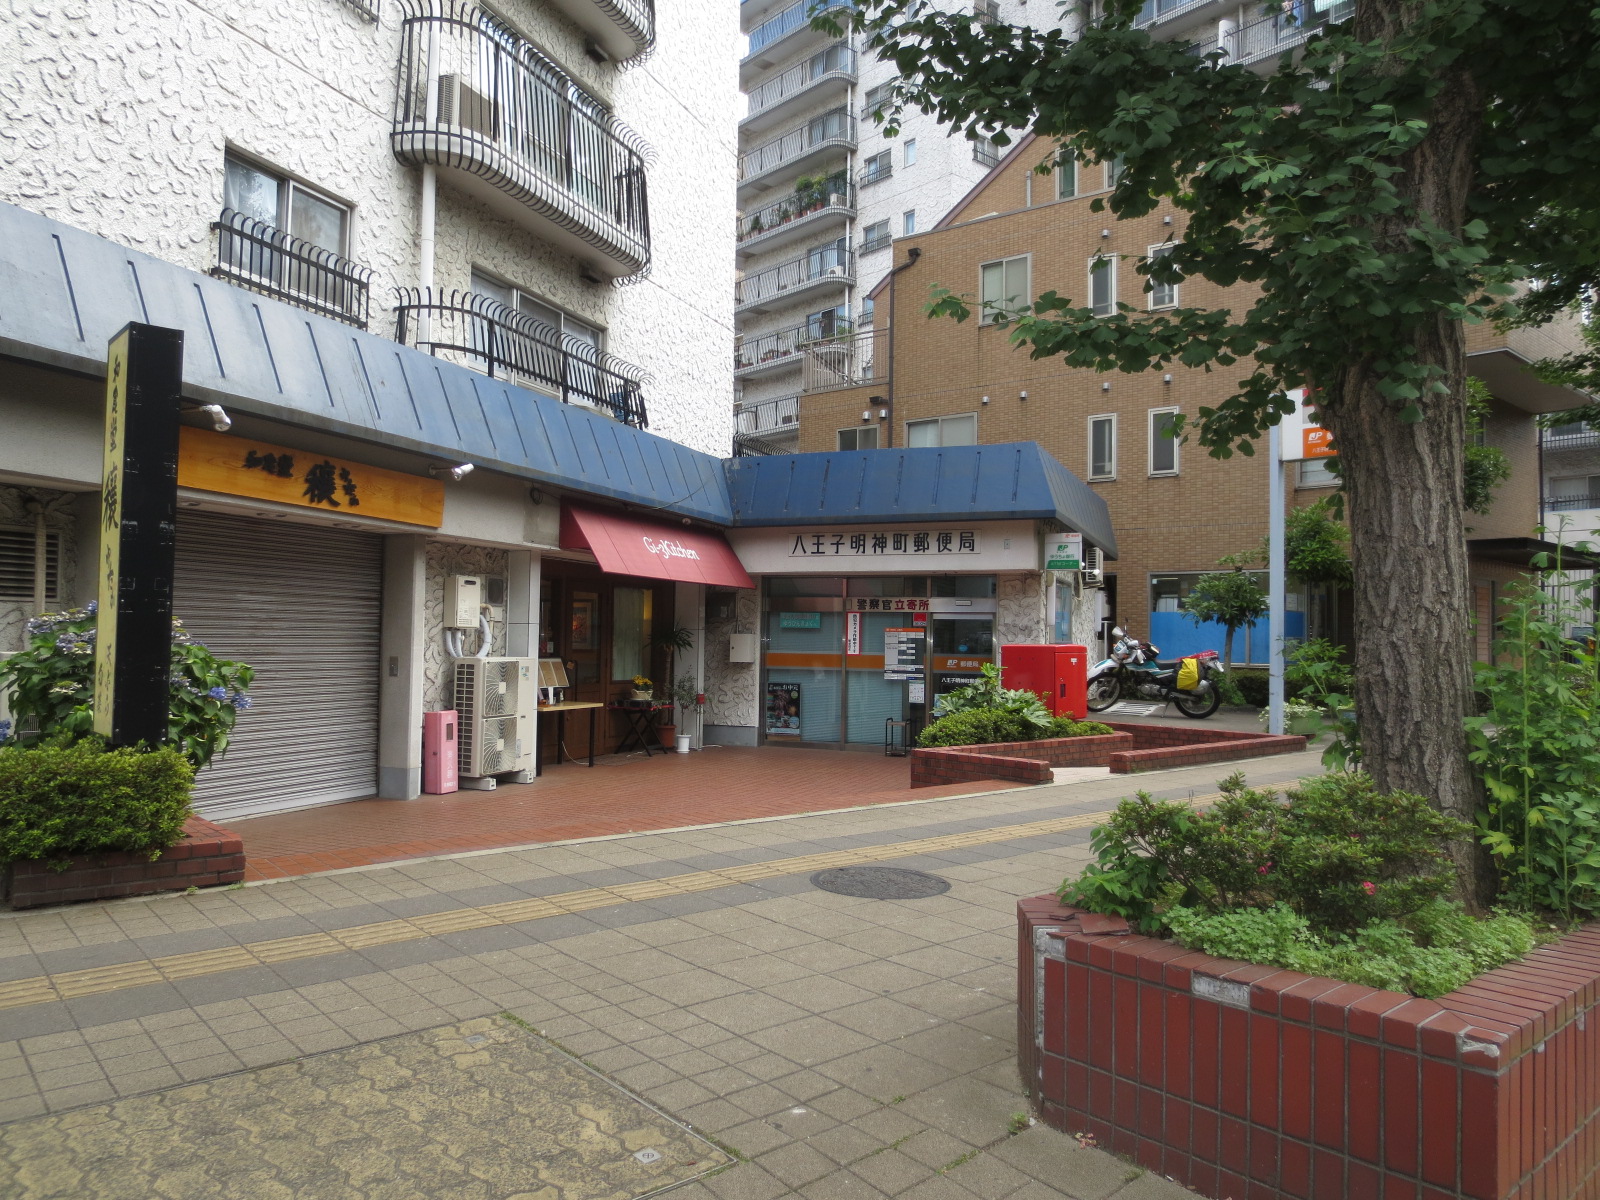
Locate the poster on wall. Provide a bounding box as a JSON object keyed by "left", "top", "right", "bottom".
{"left": 846, "top": 612, "right": 862, "bottom": 656}
{"left": 765, "top": 681, "right": 802, "bottom": 736}
{"left": 884, "top": 627, "right": 925, "bottom": 681}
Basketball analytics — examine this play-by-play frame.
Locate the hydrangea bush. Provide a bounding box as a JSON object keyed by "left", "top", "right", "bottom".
{"left": 0, "top": 604, "right": 254, "bottom": 769}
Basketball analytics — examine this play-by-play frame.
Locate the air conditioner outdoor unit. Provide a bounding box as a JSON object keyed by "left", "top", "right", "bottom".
{"left": 453, "top": 656, "right": 536, "bottom": 778}
{"left": 436, "top": 74, "right": 498, "bottom": 138}
{"left": 1081, "top": 545, "right": 1105, "bottom": 588}
{"left": 825, "top": 266, "right": 844, "bottom": 277}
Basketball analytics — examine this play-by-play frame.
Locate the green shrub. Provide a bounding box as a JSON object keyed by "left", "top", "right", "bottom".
{"left": 1228, "top": 669, "right": 1269, "bottom": 708}
{"left": 1060, "top": 772, "right": 1467, "bottom": 935}
{"left": 918, "top": 709, "right": 1112, "bottom": 748}
{"left": 935, "top": 662, "right": 1054, "bottom": 731}
{"left": 0, "top": 604, "right": 254, "bottom": 769}
{"left": 1165, "top": 901, "right": 1535, "bottom": 999}
{"left": 0, "top": 738, "right": 195, "bottom": 865}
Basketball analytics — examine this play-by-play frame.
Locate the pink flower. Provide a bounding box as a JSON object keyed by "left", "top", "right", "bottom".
{"left": 1361, "top": 881, "right": 1377, "bottom": 895}
{"left": 1258, "top": 863, "right": 1272, "bottom": 875}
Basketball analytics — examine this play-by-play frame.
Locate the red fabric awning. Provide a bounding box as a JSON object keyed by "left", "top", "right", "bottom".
{"left": 560, "top": 505, "right": 755, "bottom": 589}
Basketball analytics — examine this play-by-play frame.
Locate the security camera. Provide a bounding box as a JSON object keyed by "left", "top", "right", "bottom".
{"left": 189, "top": 403, "right": 231, "bottom": 431}
{"left": 428, "top": 462, "right": 475, "bottom": 482}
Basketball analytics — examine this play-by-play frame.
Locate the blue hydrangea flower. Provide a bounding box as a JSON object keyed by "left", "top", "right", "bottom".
{"left": 208, "top": 686, "right": 229, "bottom": 700}
{"left": 0, "top": 719, "right": 11, "bottom": 741}
{"left": 85, "top": 601, "right": 97, "bottom": 615}
{"left": 231, "top": 693, "right": 253, "bottom": 710}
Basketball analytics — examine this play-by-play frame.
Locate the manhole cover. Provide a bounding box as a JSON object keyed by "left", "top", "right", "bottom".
{"left": 810, "top": 866, "right": 951, "bottom": 899}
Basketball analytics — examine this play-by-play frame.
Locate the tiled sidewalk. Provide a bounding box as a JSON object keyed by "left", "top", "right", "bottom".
{"left": 230, "top": 746, "right": 1018, "bottom": 881}
{"left": 0, "top": 750, "right": 1325, "bottom": 1200}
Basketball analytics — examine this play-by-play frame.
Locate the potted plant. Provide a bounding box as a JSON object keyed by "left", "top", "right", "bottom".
{"left": 668, "top": 675, "right": 701, "bottom": 753}
{"left": 630, "top": 674, "right": 652, "bottom": 701}
{"left": 1257, "top": 699, "right": 1324, "bottom": 736}
{"left": 648, "top": 626, "right": 695, "bottom": 747}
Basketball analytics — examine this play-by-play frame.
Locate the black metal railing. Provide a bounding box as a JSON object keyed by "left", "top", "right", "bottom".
{"left": 600, "top": 0, "right": 655, "bottom": 56}
{"left": 739, "top": 175, "right": 854, "bottom": 243}
{"left": 858, "top": 159, "right": 892, "bottom": 187}
{"left": 394, "top": 288, "right": 649, "bottom": 427}
{"left": 211, "top": 209, "right": 373, "bottom": 328}
{"left": 735, "top": 246, "right": 855, "bottom": 309}
{"left": 735, "top": 394, "right": 801, "bottom": 433}
{"left": 392, "top": 6, "right": 651, "bottom": 276}
{"left": 1545, "top": 493, "right": 1600, "bottom": 513}
{"left": 735, "top": 430, "right": 795, "bottom": 456}
{"left": 735, "top": 321, "right": 853, "bottom": 372}
{"left": 1543, "top": 429, "right": 1600, "bottom": 452}
{"left": 341, "top": 0, "right": 380, "bottom": 20}
{"left": 746, "top": 0, "right": 851, "bottom": 57}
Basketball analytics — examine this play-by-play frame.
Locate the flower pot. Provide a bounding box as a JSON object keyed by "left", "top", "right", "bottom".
{"left": 675, "top": 733, "right": 691, "bottom": 754}
{"left": 657, "top": 723, "right": 677, "bottom": 749}
{"left": 631, "top": 689, "right": 652, "bottom": 701}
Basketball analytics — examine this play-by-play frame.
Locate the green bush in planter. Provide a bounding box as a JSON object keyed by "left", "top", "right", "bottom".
{"left": 918, "top": 708, "right": 1111, "bottom": 748}
{"left": 0, "top": 738, "right": 195, "bottom": 865}
{"left": 0, "top": 603, "right": 253, "bottom": 769}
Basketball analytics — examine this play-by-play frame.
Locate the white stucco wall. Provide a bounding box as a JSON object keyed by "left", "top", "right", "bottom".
{"left": 0, "top": 0, "right": 736, "bottom": 457}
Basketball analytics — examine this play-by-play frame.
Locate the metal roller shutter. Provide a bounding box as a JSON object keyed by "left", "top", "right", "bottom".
{"left": 174, "top": 511, "right": 382, "bottom": 819}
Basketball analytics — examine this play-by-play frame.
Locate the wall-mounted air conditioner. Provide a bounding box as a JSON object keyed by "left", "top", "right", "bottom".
{"left": 453, "top": 657, "right": 536, "bottom": 778}
{"left": 1081, "top": 546, "right": 1105, "bottom": 588}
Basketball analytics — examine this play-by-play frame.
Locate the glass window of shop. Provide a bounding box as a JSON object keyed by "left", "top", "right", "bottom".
{"left": 762, "top": 574, "right": 996, "bottom": 747}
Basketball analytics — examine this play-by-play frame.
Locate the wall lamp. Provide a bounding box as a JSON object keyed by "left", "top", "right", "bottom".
{"left": 184, "top": 402, "right": 231, "bottom": 432}
{"left": 428, "top": 462, "right": 475, "bottom": 482}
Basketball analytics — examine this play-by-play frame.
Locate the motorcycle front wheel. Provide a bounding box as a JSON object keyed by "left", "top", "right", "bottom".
{"left": 1085, "top": 676, "right": 1120, "bottom": 713}
{"left": 1172, "top": 686, "right": 1221, "bottom": 718}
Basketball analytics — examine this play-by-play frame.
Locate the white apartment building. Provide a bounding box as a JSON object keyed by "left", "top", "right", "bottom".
{"left": 733, "top": 0, "right": 1027, "bottom": 454}
{"left": 0, "top": 0, "right": 744, "bottom": 818}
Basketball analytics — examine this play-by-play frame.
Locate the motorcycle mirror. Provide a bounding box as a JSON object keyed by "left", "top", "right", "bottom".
{"left": 1111, "top": 626, "right": 1125, "bottom": 638}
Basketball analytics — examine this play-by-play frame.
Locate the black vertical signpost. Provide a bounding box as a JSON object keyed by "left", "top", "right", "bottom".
{"left": 93, "top": 323, "right": 183, "bottom": 748}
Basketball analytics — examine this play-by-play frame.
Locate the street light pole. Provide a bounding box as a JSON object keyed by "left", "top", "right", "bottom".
{"left": 1268, "top": 417, "right": 1286, "bottom": 736}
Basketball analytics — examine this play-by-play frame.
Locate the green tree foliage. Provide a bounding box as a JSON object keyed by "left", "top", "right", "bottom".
{"left": 819, "top": 0, "right": 1600, "bottom": 900}
{"left": 1464, "top": 379, "right": 1512, "bottom": 516}
{"left": 1180, "top": 569, "right": 1268, "bottom": 670}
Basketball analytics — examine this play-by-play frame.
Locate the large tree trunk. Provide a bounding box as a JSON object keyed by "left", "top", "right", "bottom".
{"left": 1318, "top": 6, "right": 1494, "bottom": 908}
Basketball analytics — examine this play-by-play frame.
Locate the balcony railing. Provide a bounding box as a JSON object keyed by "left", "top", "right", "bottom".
{"left": 392, "top": 8, "right": 651, "bottom": 278}
{"left": 394, "top": 288, "right": 649, "bottom": 428}
{"left": 801, "top": 326, "right": 885, "bottom": 393}
{"left": 1134, "top": 0, "right": 1216, "bottom": 30}
{"left": 734, "top": 430, "right": 796, "bottom": 456}
{"left": 739, "top": 108, "right": 855, "bottom": 184}
{"left": 1186, "top": 1, "right": 1354, "bottom": 66}
{"left": 745, "top": 45, "right": 856, "bottom": 122}
{"left": 1543, "top": 428, "right": 1600, "bottom": 452}
{"left": 735, "top": 320, "right": 854, "bottom": 373}
{"left": 735, "top": 247, "right": 855, "bottom": 310}
{"left": 341, "top": 0, "right": 380, "bottom": 20}
{"left": 746, "top": 0, "right": 850, "bottom": 57}
{"left": 210, "top": 209, "right": 373, "bottom": 329}
{"left": 738, "top": 175, "right": 853, "bottom": 244}
{"left": 858, "top": 160, "right": 892, "bottom": 187}
{"left": 735, "top": 394, "right": 801, "bottom": 433}
{"left": 1545, "top": 493, "right": 1600, "bottom": 513}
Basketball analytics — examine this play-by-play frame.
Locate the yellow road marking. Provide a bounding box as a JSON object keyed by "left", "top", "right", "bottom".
{"left": 0, "top": 793, "right": 1224, "bottom": 1012}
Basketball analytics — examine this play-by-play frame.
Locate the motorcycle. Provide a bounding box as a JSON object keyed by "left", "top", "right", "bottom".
{"left": 1085, "top": 627, "right": 1225, "bottom": 718}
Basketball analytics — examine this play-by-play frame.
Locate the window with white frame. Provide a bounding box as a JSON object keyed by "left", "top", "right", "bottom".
{"left": 472, "top": 270, "right": 602, "bottom": 348}
{"left": 1149, "top": 407, "right": 1181, "bottom": 475}
{"left": 1056, "top": 153, "right": 1077, "bottom": 200}
{"left": 860, "top": 150, "right": 892, "bottom": 185}
{"left": 903, "top": 209, "right": 917, "bottom": 235}
{"left": 839, "top": 426, "right": 879, "bottom": 450}
{"left": 972, "top": 135, "right": 1001, "bottom": 167}
{"left": 861, "top": 220, "right": 892, "bottom": 253}
{"left": 904, "top": 139, "right": 918, "bottom": 166}
{"left": 860, "top": 296, "right": 875, "bottom": 325}
{"left": 974, "top": 0, "right": 1001, "bottom": 24}
{"left": 224, "top": 154, "right": 350, "bottom": 255}
{"left": 980, "top": 255, "right": 1029, "bottom": 324}
{"left": 1089, "top": 255, "right": 1116, "bottom": 316}
{"left": 1089, "top": 414, "right": 1116, "bottom": 480}
{"left": 906, "top": 413, "right": 978, "bottom": 447}
{"left": 1105, "top": 154, "right": 1126, "bottom": 189}
{"left": 862, "top": 82, "right": 893, "bottom": 115}
{"left": 1298, "top": 458, "right": 1339, "bottom": 488}
{"left": 1146, "top": 243, "right": 1179, "bottom": 309}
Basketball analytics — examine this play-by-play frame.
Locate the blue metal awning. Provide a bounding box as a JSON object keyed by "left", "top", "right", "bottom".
{"left": 724, "top": 445, "right": 1117, "bottom": 558}
{"left": 0, "top": 201, "right": 732, "bottom": 525}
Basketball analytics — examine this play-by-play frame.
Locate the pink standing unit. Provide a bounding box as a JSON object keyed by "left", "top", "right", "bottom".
{"left": 422, "top": 709, "right": 459, "bottom": 794}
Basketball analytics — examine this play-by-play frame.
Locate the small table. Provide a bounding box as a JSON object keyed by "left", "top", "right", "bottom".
{"left": 534, "top": 701, "right": 604, "bottom": 776}
{"left": 608, "top": 701, "right": 671, "bottom": 757}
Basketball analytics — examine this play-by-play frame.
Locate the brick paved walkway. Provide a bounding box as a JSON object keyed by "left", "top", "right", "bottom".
{"left": 0, "top": 750, "right": 1324, "bottom": 1200}
{"left": 231, "top": 747, "right": 1017, "bottom": 882}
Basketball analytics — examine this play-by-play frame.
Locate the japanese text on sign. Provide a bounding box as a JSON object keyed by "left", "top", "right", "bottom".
{"left": 788, "top": 530, "right": 979, "bottom": 558}
{"left": 844, "top": 598, "right": 930, "bottom": 612}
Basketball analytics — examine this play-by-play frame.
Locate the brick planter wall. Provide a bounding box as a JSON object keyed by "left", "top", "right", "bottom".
{"left": 911, "top": 733, "right": 1132, "bottom": 788}
{"left": 911, "top": 724, "right": 1305, "bottom": 788}
{"left": 1101, "top": 722, "right": 1307, "bottom": 774}
{"left": 1018, "top": 897, "right": 1600, "bottom": 1200}
{"left": 4, "top": 816, "right": 246, "bottom": 909}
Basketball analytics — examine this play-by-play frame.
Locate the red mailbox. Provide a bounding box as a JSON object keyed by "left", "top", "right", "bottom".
{"left": 1000, "top": 644, "right": 1089, "bottom": 720}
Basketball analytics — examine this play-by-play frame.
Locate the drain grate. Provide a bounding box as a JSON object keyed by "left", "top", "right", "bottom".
{"left": 809, "top": 866, "right": 951, "bottom": 899}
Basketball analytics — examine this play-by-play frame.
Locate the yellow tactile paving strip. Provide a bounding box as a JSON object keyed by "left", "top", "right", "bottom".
{"left": 0, "top": 797, "right": 1219, "bottom": 1013}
